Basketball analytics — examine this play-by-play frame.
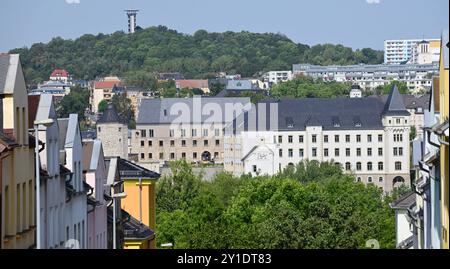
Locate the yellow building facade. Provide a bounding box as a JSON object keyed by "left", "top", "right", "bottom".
{"left": 1, "top": 54, "right": 36, "bottom": 249}
{"left": 438, "top": 31, "right": 449, "bottom": 249}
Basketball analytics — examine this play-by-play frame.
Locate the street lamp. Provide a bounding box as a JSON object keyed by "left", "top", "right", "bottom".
{"left": 34, "top": 119, "right": 54, "bottom": 249}
{"left": 110, "top": 183, "right": 126, "bottom": 250}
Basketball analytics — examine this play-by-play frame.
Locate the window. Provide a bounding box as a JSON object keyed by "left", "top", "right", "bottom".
{"left": 345, "top": 135, "right": 350, "bottom": 143}
{"left": 367, "top": 135, "right": 372, "bottom": 142}
{"left": 141, "top": 130, "right": 147, "bottom": 138}
{"left": 396, "top": 118, "right": 401, "bottom": 124}
{"left": 159, "top": 153, "right": 164, "bottom": 159}
{"left": 193, "top": 140, "right": 198, "bottom": 147}
{"left": 215, "top": 140, "right": 220, "bottom": 146}
{"left": 399, "top": 147, "right": 403, "bottom": 156}
{"left": 204, "top": 140, "right": 209, "bottom": 146}
{"left": 394, "top": 147, "right": 398, "bottom": 156}
{"left": 324, "top": 135, "right": 328, "bottom": 143}
{"left": 312, "top": 148, "right": 317, "bottom": 157}
{"left": 253, "top": 165, "right": 257, "bottom": 173}
{"left": 182, "top": 153, "right": 186, "bottom": 159}
{"left": 345, "top": 162, "right": 351, "bottom": 171}
{"left": 149, "top": 129, "right": 154, "bottom": 137}
{"left": 203, "top": 129, "right": 209, "bottom": 137}
{"left": 378, "top": 134, "right": 383, "bottom": 142}
{"left": 288, "top": 149, "right": 293, "bottom": 157}
{"left": 170, "top": 153, "right": 175, "bottom": 159}
{"left": 356, "top": 135, "right": 361, "bottom": 142}
{"left": 278, "top": 136, "right": 283, "bottom": 143}
{"left": 378, "top": 148, "right": 383, "bottom": 156}
{"left": 288, "top": 136, "right": 293, "bottom": 143}
{"left": 367, "top": 162, "right": 373, "bottom": 171}
{"left": 170, "top": 140, "right": 175, "bottom": 147}
{"left": 368, "top": 177, "right": 373, "bottom": 183}
{"left": 182, "top": 140, "right": 186, "bottom": 147}
{"left": 334, "top": 148, "right": 340, "bottom": 157}
{"left": 193, "top": 152, "right": 198, "bottom": 159}
{"left": 192, "top": 129, "right": 197, "bottom": 137}
{"left": 140, "top": 153, "right": 145, "bottom": 159}
{"left": 334, "top": 135, "right": 339, "bottom": 143}
{"left": 346, "top": 148, "right": 350, "bottom": 157}
{"left": 378, "top": 162, "right": 384, "bottom": 171}
{"left": 367, "top": 148, "right": 372, "bottom": 156}
{"left": 357, "top": 177, "right": 362, "bottom": 182}
{"left": 395, "top": 162, "right": 402, "bottom": 170}
{"left": 379, "top": 177, "right": 383, "bottom": 183}
{"left": 356, "top": 162, "right": 362, "bottom": 171}
{"left": 169, "top": 129, "right": 174, "bottom": 138}
{"left": 98, "top": 127, "right": 101, "bottom": 133}
{"left": 299, "top": 149, "right": 304, "bottom": 158}
{"left": 299, "top": 135, "right": 304, "bottom": 143}
{"left": 181, "top": 129, "right": 186, "bottom": 137}
{"left": 140, "top": 140, "right": 145, "bottom": 147}
{"left": 159, "top": 141, "right": 164, "bottom": 147}
{"left": 279, "top": 149, "right": 283, "bottom": 157}
{"left": 324, "top": 148, "right": 329, "bottom": 157}
{"left": 312, "top": 135, "right": 317, "bottom": 143}
{"left": 148, "top": 140, "right": 153, "bottom": 147}
{"left": 149, "top": 153, "right": 153, "bottom": 159}
{"left": 357, "top": 148, "right": 361, "bottom": 157}
{"left": 215, "top": 129, "right": 220, "bottom": 137}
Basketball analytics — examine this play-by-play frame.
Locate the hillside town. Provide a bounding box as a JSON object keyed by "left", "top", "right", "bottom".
{"left": 0, "top": 3, "right": 449, "bottom": 251}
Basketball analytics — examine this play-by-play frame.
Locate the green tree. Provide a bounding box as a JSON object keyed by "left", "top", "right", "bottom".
{"left": 410, "top": 126, "right": 417, "bottom": 141}
{"left": 376, "top": 81, "right": 409, "bottom": 95}
{"left": 57, "top": 85, "right": 89, "bottom": 121}
{"left": 98, "top": 100, "right": 108, "bottom": 113}
{"left": 110, "top": 93, "right": 135, "bottom": 129}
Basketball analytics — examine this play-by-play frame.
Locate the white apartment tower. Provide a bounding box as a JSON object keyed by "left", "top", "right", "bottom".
{"left": 384, "top": 38, "right": 440, "bottom": 65}
{"left": 125, "top": 9, "right": 139, "bottom": 34}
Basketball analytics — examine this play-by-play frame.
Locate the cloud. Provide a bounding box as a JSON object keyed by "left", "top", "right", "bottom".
{"left": 65, "top": 0, "right": 80, "bottom": 4}
{"left": 366, "top": 0, "right": 380, "bottom": 4}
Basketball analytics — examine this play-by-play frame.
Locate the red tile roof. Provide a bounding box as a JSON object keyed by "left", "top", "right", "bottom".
{"left": 175, "top": 80, "right": 209, "bottom": 89}
{"left": 50, "top": 69, "right": 69, "bottom": 78}
{"left": 94, "top": 80, "right": 122, "bottom": 89}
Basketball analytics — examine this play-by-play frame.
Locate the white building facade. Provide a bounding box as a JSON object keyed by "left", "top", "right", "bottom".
{"left": 224, "top": 87, "right": 411, "bottom": 193}
{"left": 384, "top": 39, "right": 440, "bottom": 65}
{"left": 262, "top": 71, "right": 293, "bottom": 86}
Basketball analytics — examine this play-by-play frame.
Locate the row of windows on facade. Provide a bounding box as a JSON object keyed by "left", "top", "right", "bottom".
{"left": 3, "top": 180, "right": 33, "bottom": 236}
{"left": 140, "top": 139, "right": 221, "bottom": 147}
{"left": 275, "top": 133, "right": 403, "bottom": 144}
{"left": 137, "top": 128, "right": 223, "bottom": 138}
{"left": 278, "top": 147, "right": 404, "bottom": 158}
{"left": 140, "top": 151, "right": 220, "bottom": 160}
{"left": 250, "top": 161, "right": 402, "bottom": 173}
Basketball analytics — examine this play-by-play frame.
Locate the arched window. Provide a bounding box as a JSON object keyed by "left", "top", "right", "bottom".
{"left": 356, "top": 162, "right": 362, "bottom": 171}
{"left": 379, "top": 177, "right": 383, "bottom": 182}
{"left": 367, "top": 162, "right": 373, "bottom": 171}
{"left": 345, "top": 162, "right": 351, "bottom": 171}
{"left": 368, "top": 177, "right": 373, "bottom": 183}
{"left": 357, "top": 177, "right": 362, "bottom": 182}
{"left": 378, "top": 162, "right": 384, "bottom": 171}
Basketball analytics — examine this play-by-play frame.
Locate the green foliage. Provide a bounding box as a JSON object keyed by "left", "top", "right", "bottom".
{"left": 376, "top": 81, "right": 409, "bottom": 95}
{"left": 208, "top": 81, "right": 226, "bottom": 96}
{"left": 270, "top": 76, "right": 351, "bottom": 98}
{"left": 110, "top": 93, "right": 135, "bottom": 129}
{"left": 98, "top": 100, "right": 108, "bottom": 113}
{"left": 156, "top": 161, "right": 397, "bottom": 249}
{"left": 410, "top": 126, "right": 417, "bottom": 141}
{"left": 56, "top": 85, "right": 89, "bottom": 121}
{"left": 11, "top": 26, "right": 383, "bottom": 85}
{"left": 123, "top": 70, "right": 157, "bottom": 89}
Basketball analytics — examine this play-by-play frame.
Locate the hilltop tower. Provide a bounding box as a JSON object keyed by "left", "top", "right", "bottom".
{"left": 125, "top": 9, "right": 139, "bottom": 34}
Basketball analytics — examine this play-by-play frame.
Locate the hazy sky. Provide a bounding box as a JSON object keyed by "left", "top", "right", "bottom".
{"left": 0, "top": 0, "right": 448, "bottom": 52}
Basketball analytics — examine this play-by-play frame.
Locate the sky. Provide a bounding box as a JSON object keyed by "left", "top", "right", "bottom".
{"left": 0, "top": 0, "right": 448, "bottom": 52}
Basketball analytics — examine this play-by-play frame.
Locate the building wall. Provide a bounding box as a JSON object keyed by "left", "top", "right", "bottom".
{"left": 439, "top": 48, "right": 449, "bottom": 249}
{"left": 132, "top": 123, "right": 226, "bottom": 167}
{"left": 97, "top": 123, "right": 128, "bottom": 159}
{"left": 121, "top": 180, "right": 156, "bottom": 231}
{"left": 396, "top": 210, "right": 413, "bottom": 247}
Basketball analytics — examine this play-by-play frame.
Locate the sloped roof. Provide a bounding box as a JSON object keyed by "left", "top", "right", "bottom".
{"left": 117, "top": 158, "right": 160, "bottom": 179}
{"left": 27, "top": 95, "right": 41, "bottom": 128}
{"left": 94, "top": 80, "right": 122, "bottom": 89}
{"left": 0, "top": 54, "right": 10, "bottom": 93}
{"left": 122, "top": 209, "right": 155, "bottom": 240}
{"left": 382, "top": 85, "right": 410, "bottom": 116}
{"left": 391, "top": 192, "right": 416, "bottom": 210}
{"left": 82, "top": 141, "right": 94, "bottom": 172}
{"left": 175, "top": 79, "right": 209, "bottom": 89}
{"left": 50, "top": 69, "right": 69, "bottom": 78}
{"left": 97, "top": 103, "right": 121, "bottom": 124}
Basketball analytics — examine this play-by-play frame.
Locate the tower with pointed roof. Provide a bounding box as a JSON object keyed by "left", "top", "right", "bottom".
{"left": 96, "top": 103, "right": 128, "bottom": 159}
{"left": 382, "top": 85, "right": 411, "bottom": 189}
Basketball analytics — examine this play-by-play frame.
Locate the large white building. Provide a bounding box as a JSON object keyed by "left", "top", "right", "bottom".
{"left": 293, "top": 63, "right": 438, "bottom": 93}
{"left": 224, "top": 86, "right": 411, "bottom": 193}
{"left": 384, "top": 38, "right": 440, "bottom": 65}
{"left": 262, "top": 71, "right": 293, "bottom": 86}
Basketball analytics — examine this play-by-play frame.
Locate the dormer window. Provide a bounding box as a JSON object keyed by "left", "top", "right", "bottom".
{"left": 286, "top": 117, "right": 294, "bottom": 128}
{"left": 332, "top": 116, "right": 340, "bottom": 128}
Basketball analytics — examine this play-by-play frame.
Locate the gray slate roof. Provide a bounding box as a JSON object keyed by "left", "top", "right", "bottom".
{"left": 137, "top": 97, "right": 251, "bottom": 124}
{"left": 0, "top": 54, "right": 10, "bottom": 93}
{"left": 97, "top": 103, "right": 121, "bottom": 123}
{"left": 391, "top": 192, "right": 416, "bottom": 210}
{"left": 382, "top": 86, "right": 410, "bottom": 116}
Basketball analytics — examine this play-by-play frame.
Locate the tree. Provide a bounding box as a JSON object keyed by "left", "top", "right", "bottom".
{"left": 376, "top": 81, "right": 409, "bottom": 95}
{"left": 270, "top": 76, "right": 351, "bottom": 98}
{"left": 124, "top": 70, "right": 157, "bottom": 89}
{"left": 98, "top": 100, "right": 108, "bottom": 113}
{"left": 410, "top": 126, "right": 417, "bottom": 141}
{"left": 110, "top": 93, "right": 135, "bottom": 129}
{"left": 57, "top": 85, "right": 89, "bottom": 121}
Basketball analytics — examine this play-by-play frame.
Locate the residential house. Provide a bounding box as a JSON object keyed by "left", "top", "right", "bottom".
{"left": 83, "top": 139, "right": 108, "bottom": 249}
{"left": 175, "top": 80, "right": 210, "bottom": 94}
{"left": 90, "top": 77, "right": 122, "bottom": 113}
{"left": 49, "top": 69, "right": 70, "bottom": 83}
{"left": 0, "top": 54, "right": 36, "bottom": 249}
{"left": 391, "top": 192, "right": 417, "bottom": 249}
